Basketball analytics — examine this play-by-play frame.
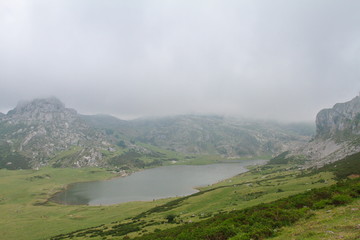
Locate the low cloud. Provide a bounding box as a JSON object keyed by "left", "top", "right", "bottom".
{"left": 1, "top": 0, "right": 359, "bottom": 121}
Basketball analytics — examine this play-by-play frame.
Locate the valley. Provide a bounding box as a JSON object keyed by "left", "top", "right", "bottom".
{"left": 0, "top": 96, "right": 359, "bottom": 240}
{"left": 0, "top": 159, "right": 337, "bottom": 240}
{"left": 2, "top": 1, "right": 359, "bottom": 239}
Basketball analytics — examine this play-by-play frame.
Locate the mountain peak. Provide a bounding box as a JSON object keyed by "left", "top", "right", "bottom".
{"left": 11, "top": 97, "right": 66, "bottom": 114}
{"left": 5, "top": 97, "right": 77, "bottom": 124}
{"left": 0, "top": 97, "right": 109, "bottom": 168}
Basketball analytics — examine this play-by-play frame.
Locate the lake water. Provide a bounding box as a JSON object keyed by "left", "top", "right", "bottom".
{"left": 52, "top": 159, "right": 266, "bottom": 206}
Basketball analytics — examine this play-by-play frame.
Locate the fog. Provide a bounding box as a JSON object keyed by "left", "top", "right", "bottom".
{"left": 1, "top": 0, "right": 359, "bottom": 121}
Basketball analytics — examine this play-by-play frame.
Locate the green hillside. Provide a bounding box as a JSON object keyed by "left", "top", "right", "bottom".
{"left": 47, "top": 152, "right": 360, "bottom": 240}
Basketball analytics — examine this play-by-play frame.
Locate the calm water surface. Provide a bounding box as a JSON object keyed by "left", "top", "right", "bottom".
{"left": 53, "top": 160, "right": 266, "bottom": 205}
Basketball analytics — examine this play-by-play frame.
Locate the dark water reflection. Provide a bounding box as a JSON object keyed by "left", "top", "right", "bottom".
{"left": 52, "top": 160, "right": 266, "bottom": 205}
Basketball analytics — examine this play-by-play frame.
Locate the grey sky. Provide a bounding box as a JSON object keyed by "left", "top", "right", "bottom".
{"left": 1, "top": 0, "right": 359, "bottom": 121}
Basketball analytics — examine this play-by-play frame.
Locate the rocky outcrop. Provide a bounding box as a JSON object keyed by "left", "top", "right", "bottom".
{"left": 0, "top": 98, "right": 110, "bottom": 168}
{"left": 291, "top": 95, "right": 360, "bottom": 167}
{"left": 316, "top": 96, "right": 360, "bottom": 140}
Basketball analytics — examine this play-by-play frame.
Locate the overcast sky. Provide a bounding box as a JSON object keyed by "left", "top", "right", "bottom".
{"left": 0, "top": 0, "right": 359, "bottom": 121}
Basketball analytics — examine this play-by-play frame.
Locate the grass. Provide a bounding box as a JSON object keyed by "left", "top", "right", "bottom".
{"left": 129, "top": 178, "right": 359, "bottom": 240}
{"left": 49, "top": 164, "right": 336, "bottom": 240}
{"left": 1, "top": 152, "right": 356, "bottom": 240}
{"left": 0, "top": 167, "right": 165, "bottom": 240}
{"left": 270, "top": 199, "right": 360, "bottom": 240}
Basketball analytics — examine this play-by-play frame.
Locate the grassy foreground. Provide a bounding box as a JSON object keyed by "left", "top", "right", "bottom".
{"left": 2, "top": 151, "right": 358, "bottom": 240}
{"left": 0, "top": 167, "right": 166, "bottom": 240}
{"left": 49, "top": 164, "right": 336, "bottom": 239}
{"left": 48, "top": 152, "right": 360, "bottom": 240}
{"left": 271, "top": 198, "right": 360, "bottom": 240}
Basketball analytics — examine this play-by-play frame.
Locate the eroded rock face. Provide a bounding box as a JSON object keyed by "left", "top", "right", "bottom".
{"left": 292, "top": 96, "right": 360, "bottom": 168}
{"left": 316, "top": 96, "right": 360, "bottom": 140}
{"left": 0, "top": 98, "right": 109, "bottom": 168}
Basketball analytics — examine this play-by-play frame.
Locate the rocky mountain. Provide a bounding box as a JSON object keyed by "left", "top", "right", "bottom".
{"left": 286, "top": 95, "right": 360, "bottom": 167}
{"left": 0, "top": 97, "right": 315, "bottom": 170}
{"left": 0, "top": 98, "right": 111, "bottom": 168}
{"left": 316, "top": 96, "right": 360, "bottom": 140}
{"left": 84, "top": 114, "right": 313, "bottom": 158}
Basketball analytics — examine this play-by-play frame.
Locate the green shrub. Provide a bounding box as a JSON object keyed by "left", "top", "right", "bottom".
{"left": 313, "top": 199, "right": 332, "bottom": 209}
{"left": 331, "top": 194, "right": 353, "bottom": 206}
{"left": 166, "top": 214, "right": 177, "bottom": 223}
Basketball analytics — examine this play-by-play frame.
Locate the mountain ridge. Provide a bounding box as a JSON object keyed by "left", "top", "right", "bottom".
{"left": 0, "top": 97, "right": 317, "bottom": 169}
{"left": 83, "top": 113, "right": 313, "bottom": 158}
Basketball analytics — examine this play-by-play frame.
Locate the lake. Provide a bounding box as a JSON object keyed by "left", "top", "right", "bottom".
{"left": 52, "top": 159, "right": 266, "bottom": 205}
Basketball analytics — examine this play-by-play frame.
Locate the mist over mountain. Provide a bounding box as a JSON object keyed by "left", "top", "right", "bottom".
{"left": 1, "top": 1, "right": 359, "bottom": 122}
{"left": 0, "top": 97, "right": 315, "bottom": 169}
{"left": 86, "top": 115, "right": 312, "bottom": 157}
{"left": 2, "top": 95, "right": 360, "bottom": 170}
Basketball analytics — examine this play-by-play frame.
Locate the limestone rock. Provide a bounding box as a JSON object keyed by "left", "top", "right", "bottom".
{"left": 291, "top": 95, "right": 360, "bottom": 167}
{"left": 0, "top": 98, "right": 110, "bottom": 168}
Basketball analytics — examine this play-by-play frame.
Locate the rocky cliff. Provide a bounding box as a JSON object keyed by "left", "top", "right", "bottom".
{"left": 0, "top": 98, "right": 110, "bottom": 168}
{"left": 316, "top": 96, "right": 360, "bottom": 140}
{"left": 291, "top": 95, "right": 360, "bottom": 167}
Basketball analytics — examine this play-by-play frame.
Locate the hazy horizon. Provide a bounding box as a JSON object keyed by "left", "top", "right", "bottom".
{"left": 1, "top": 1, "right": 359, "bottom": 122}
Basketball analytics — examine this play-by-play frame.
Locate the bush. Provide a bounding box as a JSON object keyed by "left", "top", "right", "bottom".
{"left": 313, "top": 199, "right": 332, "bottom": 209}
{"left": 166, "top": 214, "right": 177, "bottom": 223}
{"left": 331, "top": 194, "right": 353, "bottom": 206}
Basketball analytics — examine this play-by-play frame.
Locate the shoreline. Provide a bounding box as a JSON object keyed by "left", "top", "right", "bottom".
{"left": 50, "top": 159, "right": 268, "bottom": 206}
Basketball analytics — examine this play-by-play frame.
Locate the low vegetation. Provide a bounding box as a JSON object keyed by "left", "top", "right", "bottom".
{"left": 132, "top": 178, "right": 359, "bottom": 240}
{"left": 1, "top": 151, "right": 359, "bottom": 240}
{"left": 271, "top": 199, "right": 360, "bottom": 240}
{"left": 48, "top": 164, "right": 337, "bottom": 239}
{"left": 0, "top": 141, "right": 31, "bottom": 169}
{"left": 311, "top": 151, "right": 360, "bottom": 179}
{"left": 0, "top": 167, "right": 165, "bottom": 240}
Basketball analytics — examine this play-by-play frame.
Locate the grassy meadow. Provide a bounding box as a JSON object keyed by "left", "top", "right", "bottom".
{"left": 2, "top": 153, "right": 358, "bottom": 240}
{"left": 47, "top": 164, "right": 336, "bottom": 240}
{"left": 0, "top": 167, "right": 166, "bottom": 240}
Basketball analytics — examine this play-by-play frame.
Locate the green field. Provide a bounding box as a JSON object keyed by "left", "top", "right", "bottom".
{"left": 47, "top": 164, "right": 336, "bottom": 240}
{"left": 1, "top": 155, "right": 356, "bottom": 240}
{"left": 0, "top": 167, "right": 167, "bottom": 240}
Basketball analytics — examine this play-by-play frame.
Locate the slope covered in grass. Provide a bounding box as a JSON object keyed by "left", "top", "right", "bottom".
{"left": 48, "top": 163, "right": 336, "bottom": 239}
{"left": 130, "top": 152, "right": 360, "bottom": 240}
{"left": 131, "top": 178, "right": 359, "bottom": 240}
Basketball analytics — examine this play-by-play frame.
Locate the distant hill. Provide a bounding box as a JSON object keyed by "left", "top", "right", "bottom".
{"left": 84, "top": 114, "right": 313, "bottom": 158}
